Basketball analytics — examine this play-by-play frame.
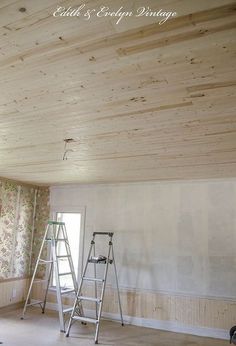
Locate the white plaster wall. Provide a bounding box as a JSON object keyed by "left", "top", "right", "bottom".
{"left": 50, "top": 180, "right": 236, "bottom": 298}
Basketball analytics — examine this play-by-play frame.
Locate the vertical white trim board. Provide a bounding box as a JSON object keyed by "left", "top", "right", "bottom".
{"left": 10, "top": 185, "right": 21, "bottom": 276}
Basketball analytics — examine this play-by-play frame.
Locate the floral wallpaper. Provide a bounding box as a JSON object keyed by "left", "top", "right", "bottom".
{"left": 0, "top": 179, "right": 49, "bottom": 280}
{"left": 31, "top": 187, "right": 50, "bottom": 278}
{"left": 13, "top": 186, "right": 35, "bottom": 278}
{"left": 0, "top": 180, "right": 18, "bottom": 279}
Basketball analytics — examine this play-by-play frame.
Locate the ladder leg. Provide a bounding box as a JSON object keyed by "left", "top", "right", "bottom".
{"left": 42, "top": 261, "right": 53, "bottom": 313}
{"left": 52, "top": 237, "right": 64, "bottom": 332}
{"left": 112, "top": 244, "right": 124, "bottom": 326}
{"left": 21, "top": 225, "right": 49, "bottom": 319}
{"left": 93, "top": 242, "right": 98, "bottom": 319}
{"left": 94, "top": 241, "right": 112, "bottom": 344}
{"left": 66, "top": 238, "right": 95, "bottom": 337}
{"left": 21, "top": 263, "right": 38, "bottom": 318}
{"left": 62, "top": 224, "right": 84, "bottom": 318}
{"left": 62, "top": 224, "right": 78, "bottom": 290}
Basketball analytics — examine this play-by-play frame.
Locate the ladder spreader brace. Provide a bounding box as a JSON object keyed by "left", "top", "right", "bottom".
{"left": 66, "top": 231, "right": 124, "bottom": 344}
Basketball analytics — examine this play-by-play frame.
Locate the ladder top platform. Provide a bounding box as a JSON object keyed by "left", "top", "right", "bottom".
{"left": 48, "top": 221, "right": 65, "bottom": 226}
{"left": 93, "top": 232, "right": 113, "bottom": 237}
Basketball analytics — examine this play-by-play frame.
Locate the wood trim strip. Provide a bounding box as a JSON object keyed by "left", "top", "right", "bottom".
{"left": 0, "top": 276, "right": 30, "bottom": 283}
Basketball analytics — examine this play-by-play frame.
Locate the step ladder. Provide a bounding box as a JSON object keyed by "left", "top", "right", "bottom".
{"left": 66, "top": 232, "right": 124, "bottom": 344}
{"left": 21, "top": 221, "right": 83, "bottom": 332}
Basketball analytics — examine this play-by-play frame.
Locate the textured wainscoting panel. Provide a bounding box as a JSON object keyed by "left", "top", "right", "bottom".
{"left": 0, "top": 277, "right": 29, "bottom": 308}
{"left": 31, "top": 281, "right": 236, "bottom": 336}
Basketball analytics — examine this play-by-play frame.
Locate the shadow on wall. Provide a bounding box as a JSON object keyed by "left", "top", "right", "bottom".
{"left": 120, "top": 229, "right": 154, "bottom": 316}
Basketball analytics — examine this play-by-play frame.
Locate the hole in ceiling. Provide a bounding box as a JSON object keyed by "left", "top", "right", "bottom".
{"left": 64, "top": 138, "right": 74, "bottom": 143}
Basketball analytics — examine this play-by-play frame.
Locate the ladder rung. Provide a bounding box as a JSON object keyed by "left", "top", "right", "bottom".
{"left": 59, "top": 272, "right": 72, "bottom": 276}
{"left": 93, "top": 232, "right": 113, "bottom": 236}
{"left": 39, "top": 259, "right": 53, "bottom": 263}
{"left": 63, "top": 307, "right": 73, "bottom": 314}
{"left": 46, "top": 238, "right": 68, "bottom": 242}
{"left": 88, "top": 259, "right": 113, "bottom": 264}
{"left": 33, "top": 279, "right": 48, "bottom": 283}
{"left": 48, "top": 221, "right": 65, "bottom": 225}
{"left": 78, "top": 296, "right": 101, "bottom": 303}
{"left": 83, "top": 277, "right": 104, "bottom": 282}
{"left": 72, "top": 316, "right": 98, "bottom": 324}
{"left": 88, "top": 257, "right": 106, "bottom": 264}
{"left": 26, "top": 300, "right": 43, "bottom": 307}
{"left": 61, "top": 289, "right": 75, "bottom": 295}
{"left": 57, "top": 255, "right": 70, "bottom": 258}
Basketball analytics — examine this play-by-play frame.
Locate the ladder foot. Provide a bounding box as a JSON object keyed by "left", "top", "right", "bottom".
{"left": 65, "top": 334, "right": 69, "bottom": 337}
{"left": 20, "top": 317, "right": 24, "bottom": 320}
{"left": 95, "top": 340, "right": 98, "bottom": 344}
{"left": 122, "top": 323, "right": 124, "bottom": 326}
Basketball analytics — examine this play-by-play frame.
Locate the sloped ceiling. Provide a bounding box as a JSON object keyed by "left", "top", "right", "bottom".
{"left": 0, "top": 0, "right": 235, "bottom": 185}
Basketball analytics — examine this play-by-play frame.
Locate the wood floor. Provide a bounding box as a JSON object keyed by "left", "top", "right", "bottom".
{"left": 0, "top": 308, "right": 229, "bottom": 346}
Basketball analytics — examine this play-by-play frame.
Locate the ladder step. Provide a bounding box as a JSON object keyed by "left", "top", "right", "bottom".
{"left": 26, "top": 300, "right": 43, "bottom": 307}
{"left": 61, "top": 289, "right": 75, "bottom": 295}
{"left": 46, "top": 238, "right": 68, "bottom": 242}
{"left": 83, "top": 277, "right": 104, "bottom": 282}
{"left": 59, "top": 272, "right": 72, "bottom": 276}
{"left": 88, "top": 257, "right": 106, "bottom": 264}
{"left": 72, "top": 316, "right": 98, "bottom": 324}
{"left": 63, "top": 307, "right": 74, "bottom": 314}
{"left": 78, "top": 296, "right": 101, "bottom": 303}
{"left": 39, "top": 259, "right": 53, "bottom": 264}
{"left": 34, "top": 279, "right": 48, "bottom": 283}
{"left": 57, "top": 255, "right": 70, "bottom": 258}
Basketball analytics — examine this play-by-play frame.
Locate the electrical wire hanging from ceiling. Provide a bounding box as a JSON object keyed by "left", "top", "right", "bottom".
{"left": 63, "top": 138, "right": 74, "bottom": 160}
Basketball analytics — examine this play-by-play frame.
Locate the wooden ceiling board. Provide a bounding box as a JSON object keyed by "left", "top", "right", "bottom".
{"left": 0, "top": 0, "right": 235, "bottom": 185}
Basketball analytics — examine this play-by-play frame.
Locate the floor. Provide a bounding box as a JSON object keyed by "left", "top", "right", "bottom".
{"left": 0, "top": 308, "right": 229, "bottom": 346}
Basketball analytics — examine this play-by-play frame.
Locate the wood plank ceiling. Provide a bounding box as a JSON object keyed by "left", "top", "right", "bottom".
{"left": 0, "top": 0, "right": 235, "bottom": 185}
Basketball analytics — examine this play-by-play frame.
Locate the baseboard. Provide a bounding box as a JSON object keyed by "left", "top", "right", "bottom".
{"left": 102, "top": 311, "right": 229, "bottom": 340}
{"left": 31, "top": 300, "right": 229, "bottom": 340}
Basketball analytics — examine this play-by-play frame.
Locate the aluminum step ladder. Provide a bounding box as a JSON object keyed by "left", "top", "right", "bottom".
{"left": 21, "top": 221, "right": 83, "bottom": 332}
{"left": 66, "top": 232, "right": 124, "bottom": 344}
